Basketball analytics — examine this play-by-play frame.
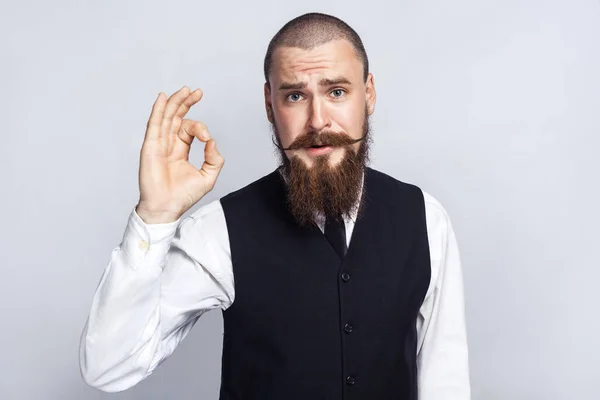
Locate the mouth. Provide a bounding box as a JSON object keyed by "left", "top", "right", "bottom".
{"left": 305, "top": 145, "right": 335, "bottom": 157}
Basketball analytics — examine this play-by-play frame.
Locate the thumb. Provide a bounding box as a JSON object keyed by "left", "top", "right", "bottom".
{"left": 199, "top": 139, "right": 225, "bottom": 177}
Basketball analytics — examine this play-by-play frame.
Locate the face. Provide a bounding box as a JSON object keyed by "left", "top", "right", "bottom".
{"left": 265, "top": 39, "right": 376, "bottom": 168}
{"left": 264, "top": 39, "right": 376, "bottom": 226}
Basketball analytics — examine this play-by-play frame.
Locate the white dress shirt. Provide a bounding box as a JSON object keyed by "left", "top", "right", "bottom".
{"left": 79, "top": 181, "right": 471, "bottom": 399}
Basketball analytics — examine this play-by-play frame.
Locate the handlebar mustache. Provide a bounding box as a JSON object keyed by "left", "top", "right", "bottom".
{"left": 272, "top": 134, "right": 366, "bottom": 151}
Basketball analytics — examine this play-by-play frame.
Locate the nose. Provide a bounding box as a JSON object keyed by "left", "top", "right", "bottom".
{"left": 308, "top": 98, "right": 331, "bottom": 132}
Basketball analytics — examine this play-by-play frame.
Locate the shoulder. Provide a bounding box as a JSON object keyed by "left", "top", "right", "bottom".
{"left": 365, "top": 168, "right": 426, "bottom": 215}
{"left": 368, "top": 168, "right": 452, "bottom": 232}
{"left": 420, "top": 190, "right": 457, "bottom": 280}
{"left": 186, "top": 169, "right": 281, "bottom": 226}
{"left": 181, "top": 169, "right": 282, "bottom": 239}
{"left": 422, "top": 190, "right": 451, "bottom": 230}
{"left": 367, "top": 168, "right": 447, "bottom": 214}
{"left": 170, "top": 200, "right": 229, "bottom": 250}
{"left": 421, "top": 190, "right": 454, "bottom": 248}
{"left": 187, "top": 199, "right": 226, "bottom": 228}
{"left": 367, "top": 168, "right": 421, "bottom": 194}
{"left": 220, "top": 169, "right": 281, "bottom": 204}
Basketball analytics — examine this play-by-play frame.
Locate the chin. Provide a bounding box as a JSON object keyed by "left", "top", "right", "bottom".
{"left": 320, "top": 148, "right": 345, "bottom": 167}
{"left": 330, "top": 150, "right": 346, "bottom": 166}
{"left": 298, "top": 153, "right": 342, "bottom": 170}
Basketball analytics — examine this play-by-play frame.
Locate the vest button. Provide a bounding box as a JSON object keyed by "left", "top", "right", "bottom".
{"left": 346, "top": 375, "right": 356, "bottom": 386}
{"left": 343, "top": 323, "right": 354, "bottom": 333}
{"left": 341, "top": 272, "right": 351, "bottom": 282}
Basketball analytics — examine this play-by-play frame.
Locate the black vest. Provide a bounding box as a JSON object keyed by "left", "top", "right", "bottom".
{"left": 218, "top": 167, "right": 431, "bottom": 400}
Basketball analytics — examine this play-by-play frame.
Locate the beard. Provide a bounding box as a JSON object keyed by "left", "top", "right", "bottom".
{"left": 271, "top": 106, "right": 372, "bottom": 227}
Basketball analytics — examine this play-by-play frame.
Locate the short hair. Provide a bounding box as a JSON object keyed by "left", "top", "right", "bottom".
{"left": 263, "top": 13, "right": 369, "bottom": 85}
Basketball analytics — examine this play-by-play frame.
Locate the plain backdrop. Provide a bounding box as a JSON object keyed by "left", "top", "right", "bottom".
{"left": 1, "top": 0, "right": 598, "bottom": 399}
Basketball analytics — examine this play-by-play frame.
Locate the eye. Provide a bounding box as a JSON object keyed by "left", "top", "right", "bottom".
{"left": 286, "top": 92, "right": 303, "bottom": 102}
{"left": 331, "top": 89, "right": 346, "bottom": 98}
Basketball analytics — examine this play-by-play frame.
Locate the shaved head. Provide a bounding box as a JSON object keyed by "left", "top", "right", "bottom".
{"left": 263, "top": 13, "right": 369, "bottom": 85}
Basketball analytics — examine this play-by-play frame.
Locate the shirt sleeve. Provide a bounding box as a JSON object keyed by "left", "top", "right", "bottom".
{"left": 416, "top": 193, "right": 471, "bottom": 399}
{"left": 79, "top": 201, "right": 234, "bottom": 392}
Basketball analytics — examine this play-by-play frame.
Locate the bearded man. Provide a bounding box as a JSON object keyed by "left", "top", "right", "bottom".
{"left": 79, "top": 12, "right": 471, "bottom": 400}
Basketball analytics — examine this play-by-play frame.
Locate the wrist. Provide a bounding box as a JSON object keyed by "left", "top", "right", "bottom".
{"left": 135, "top": 204, "right": 182, "bottom": 224}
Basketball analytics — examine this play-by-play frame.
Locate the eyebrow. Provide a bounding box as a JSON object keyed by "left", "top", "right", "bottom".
{"left": 278, "top": 77, "right": 352, "bottom": 90}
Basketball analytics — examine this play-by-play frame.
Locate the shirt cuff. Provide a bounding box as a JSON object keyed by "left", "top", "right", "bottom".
{"left": 121, "top": 207, "right": 181, "bottom": 269}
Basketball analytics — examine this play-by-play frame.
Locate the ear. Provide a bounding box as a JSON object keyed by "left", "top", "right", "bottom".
{"left": 264, "top": 82, "right": 274, "bottom": 123}
{"left": 365, "top": 73, "right": 376, "bottom": 116}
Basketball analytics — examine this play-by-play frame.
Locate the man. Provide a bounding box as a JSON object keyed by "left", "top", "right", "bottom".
{"left": 79, "top": 12, "right": 470, "bottom": 400}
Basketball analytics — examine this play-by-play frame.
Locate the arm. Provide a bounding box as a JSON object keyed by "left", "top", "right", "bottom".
{"left": 79, "top": 87, "right": 226, "bottom": 392}
{"left": 79, "top": 201, "right": 233, "bottom": 392}
{"left": 416, "top": 195, "right": 471, "bottom": 399}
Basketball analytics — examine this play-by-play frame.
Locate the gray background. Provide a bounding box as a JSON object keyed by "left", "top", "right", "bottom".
{"left": 1, "top": 0, "right": 598, "bottom": 399}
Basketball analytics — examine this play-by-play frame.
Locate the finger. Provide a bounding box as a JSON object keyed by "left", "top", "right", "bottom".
{"left": 178, "top": 119, "right": 209, "bottom": 146}
{"left": 175, "top": 89, "right": 203, "bottom": 121}
{"left": 170, "top": 89, "right": 203, "bottom": 137}
{"left": 161, "top": 86, "right": 191, "bottom": 140}
{"left": 144, "top": 92, "right": 167, "bottom": 140}
{"left": 171, "top": 119, "right": 210, "bottom": 161}
{"left": 199, "top": 139, "right": 225, "bottom": 177}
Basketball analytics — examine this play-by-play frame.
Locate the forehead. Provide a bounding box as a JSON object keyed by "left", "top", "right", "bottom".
{"left": 270, "top": 39, "right": 363, "bottom": 84}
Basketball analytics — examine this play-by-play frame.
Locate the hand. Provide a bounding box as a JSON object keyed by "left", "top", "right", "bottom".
{"left": 135, "top": 87, "right": 225, "bottom": 224}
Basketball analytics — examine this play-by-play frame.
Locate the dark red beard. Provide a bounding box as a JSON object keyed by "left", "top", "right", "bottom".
{"left": 272, "top": 110, "right": 372, "bottom": 227}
